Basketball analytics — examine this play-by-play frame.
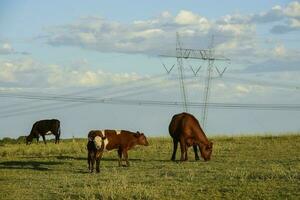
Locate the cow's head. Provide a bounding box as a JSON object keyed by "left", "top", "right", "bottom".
{"left": 25, "top": 135, "right": 34, "bottom": 145}
{"left": 135, "top": 131, "right": 149, "bottom": 146}
{"left": 200, "top": 141, "right": 213, "bottom": 161}
{"left": 94, "top": 136, "right": 103, "bottom": 150}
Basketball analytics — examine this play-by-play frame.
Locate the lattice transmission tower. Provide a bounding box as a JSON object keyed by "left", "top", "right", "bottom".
{"left": 160, "top": 32, "right": 230, "bottom": 129}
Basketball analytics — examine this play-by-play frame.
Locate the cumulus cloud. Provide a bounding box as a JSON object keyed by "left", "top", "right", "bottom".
{"left": 36, "top": 2, "right": 300, "bottom": 74}
{"left": 235, "top": 85, "right": 250, "bottom": 94}
{"left": 0, "top": 58, "right": 141, "bottom": 88}
{"left": 270, "top": 18, "right": 300, "bottom": 33}
{"left": 43, "top": 9, "right": 255, "bottom": 55}
{"left": 273, "top": 44, "right": 286, "bottom": 57}
{"left": 0, "top": 42, "right": 30, "bottom": 55}
{"left": 217, "top": 1, "right": 300, "bottom": 34}
{"left": 268, "top": 1, "right": 300, "bottom": 33}
{"left": 40, "top": 3, "right": 300, "bottom": 58}
{"left": 0, "top": 58, "right": 41, "bottom": 83}
{"left": 0, "top": 43, "right": 15, "bottom": 54}
{"left": 251, "top": 5, "right": 283, "bottom": 23}
{"left": 175, "top": 10, "right": 211, "bottom": 28}
{"left": 283, "top": 1, "right": 300, "bottom": 18}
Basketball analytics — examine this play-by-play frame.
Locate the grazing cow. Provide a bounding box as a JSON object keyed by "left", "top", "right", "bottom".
{"left": 169, "top": 112, "right": 213, "bottom": 161}
{"left": 26, "top": 119, "right": 61, "bottom": 145}
{"left": 87, "top": 129, "right": 149, "bottom": 173}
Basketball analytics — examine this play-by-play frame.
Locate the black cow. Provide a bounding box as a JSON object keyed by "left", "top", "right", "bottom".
{"left": 26, "top": 119, "right": 61, "bottom": 144}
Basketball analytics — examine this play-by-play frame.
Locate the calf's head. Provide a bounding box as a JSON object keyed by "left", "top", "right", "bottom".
{"left": 135, "top": 132, "right": 149, "bottom": 146}
{"left": 200, "top": 141, "right": 213, "bottom": 161}
{"left": 94, "top": 136, "right": 103, "bottom": 150}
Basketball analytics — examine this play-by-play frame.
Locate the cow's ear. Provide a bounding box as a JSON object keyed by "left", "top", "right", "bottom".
{"left": 136, "top": 131, "right": 140, "bottom": 135}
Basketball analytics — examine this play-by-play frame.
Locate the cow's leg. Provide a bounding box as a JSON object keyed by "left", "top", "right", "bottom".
{"left": 184, "top": 144, "right": 188, "bottom": 161}
{"left": 95, "top": 151, "right": 103, "bottom": 173}
{"left": 193, "top": 145, "right": 200, "bottom": 160}
{"left": 42, "top": 135, "right": 46, "bottom": 144}
{"left": 198, "top": 144, "right": 204, "bottom": 160}
{"left": 122, "top": 149, "right": 130, "bottom": 167}
{"left": 118, "top": 147, "right": 123, "bottom": 167}
{"left": 90, "top": 152, "right": 95, "bottom": 173}
{"left": 179, "top": 137, "right": 187, "bottom": 161}
{"left": 88, "top": 151, "right": 92, "bottom": 173}
{"left": 34, "top": 131, "right": 39, "bottom": 144}
{"left": 55, "top": 135, "right": 59, "bottom": 144}
{"left": 171, "top": 139, "right": 178, "bottom": 161}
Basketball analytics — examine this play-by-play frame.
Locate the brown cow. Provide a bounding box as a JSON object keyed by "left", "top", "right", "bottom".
{"left": 26, "top": 119, "right": 61, "bottom": 145}
{"left": 87, "top": 129, "right": 149, "bottom": 173}
{"left": 87, "top": 130, "right": 106, "bottom": 173}
{"left": 169, "top": 112, "right": 213, "bottom": 161}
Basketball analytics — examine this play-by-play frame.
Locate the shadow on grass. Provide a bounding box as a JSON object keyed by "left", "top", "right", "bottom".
{"left": 75, "top": 169, "right": 91, "bottom": 174}
{"left": 20, "top": 155, "right": 86, "bottom": 161}
{"left": 55, "top": 155, "right": 86, "bottom": 160}
{"left": 152, "top": 159, "right": 174, "bottom": 163}
{"left": 101, "top": 158, "right": 142, "bottom": 162}
{"left": 75, "top": 165, "right": 133, "bottom": 174}
{"left": 0, "top": 160, "right": 63, "bottom": 171}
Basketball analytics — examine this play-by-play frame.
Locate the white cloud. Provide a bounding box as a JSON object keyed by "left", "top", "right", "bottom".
{"left": 0, "top": 58, "right": 142, "bottom": 88}
{"left": 0, "top": 42, "right": 30, "bottom": 55}
{"left": 133, "top": 29, "right": 165, "bottom": 39}
{"left": 283, "top": 1, "right": 300, "bottom": 17}
{"left": 235, "top": 85, "right": 250, "bottom": 94}
{"left": 0, "top": 62, "right": 16, "bottom": 81}
{"left": 217, "top": 1, "right": 300, "bottom": 34}
{"left": 290, "top": 18, "right": 300, "bottom": 28}
{"left": 273, "top": 44, "right": 286, "bottom": 57}
{"left": 0, "top": 43, "right": 14, "bottom": 54}
{"left": 42, "top": 11, "right": 223, "bottom": 55}
{"left": 0, "top": 58, "right": 41, "bottom": 82}
{"left": 216, "top": 23, "right": 255, "bottom": 36}
{"left": 175, "top": 10, "right": 210, "bottom": 27}
{"left": 38, "top": 3, "right": 300, "bottom": 73}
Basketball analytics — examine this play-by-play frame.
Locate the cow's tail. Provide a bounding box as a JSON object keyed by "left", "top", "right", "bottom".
{"left": 56, "top": 121, "right": 61, "bottom": 144}
{"left": 58, "top": 125, "right": 61, "bottom": 140}
{"left": 58, "top": 126, "right": 61, "bottom": 138}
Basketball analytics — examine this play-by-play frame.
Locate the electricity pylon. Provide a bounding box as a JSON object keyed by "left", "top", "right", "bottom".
{"left": 160, "top": 33, "right": 230, "bottom": 129}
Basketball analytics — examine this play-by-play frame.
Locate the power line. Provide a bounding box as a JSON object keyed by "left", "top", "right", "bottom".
{"left": 0, "top": 73, "right": 169, "bottom": 113}
{"left": 0, "top": 76, "right": 180, "bottom": 118}
{"left": 0, "top": 92, "right": 299, "bottom": 114}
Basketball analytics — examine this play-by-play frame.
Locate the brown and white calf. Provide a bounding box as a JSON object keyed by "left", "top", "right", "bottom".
{"left": 87, "top": 129, "right": 149, "bottom": 173}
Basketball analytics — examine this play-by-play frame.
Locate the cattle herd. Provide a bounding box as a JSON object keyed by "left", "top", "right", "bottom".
{"left": 25, "top": 112, "right": 213, "bottom": 173}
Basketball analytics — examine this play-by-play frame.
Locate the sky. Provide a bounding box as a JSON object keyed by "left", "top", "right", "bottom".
{"left": 0, "top": 0, "right": 300, "bottom": 138}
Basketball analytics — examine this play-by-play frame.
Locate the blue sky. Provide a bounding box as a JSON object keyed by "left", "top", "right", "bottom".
{"left": 0, "top": 0, "right": 300, "bottom": 138}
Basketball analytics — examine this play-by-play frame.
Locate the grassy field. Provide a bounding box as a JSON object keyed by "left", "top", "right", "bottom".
{"left": 0, "top": 134, "right": 299, "bottom": 200}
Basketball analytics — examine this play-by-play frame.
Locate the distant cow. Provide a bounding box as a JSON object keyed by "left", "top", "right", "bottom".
{"left": 87, "top": 130, "right": 149, "bottom": 173}
{"left": 169, "top": 112, "right": 213, "bottom": 161}
{"left": 26, "top": 119, "right": 61, "bottom": 145}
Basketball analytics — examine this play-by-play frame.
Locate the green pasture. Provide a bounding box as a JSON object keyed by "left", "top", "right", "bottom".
{"left": 0, "top": 134, "right": 299, "bottom": 199}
